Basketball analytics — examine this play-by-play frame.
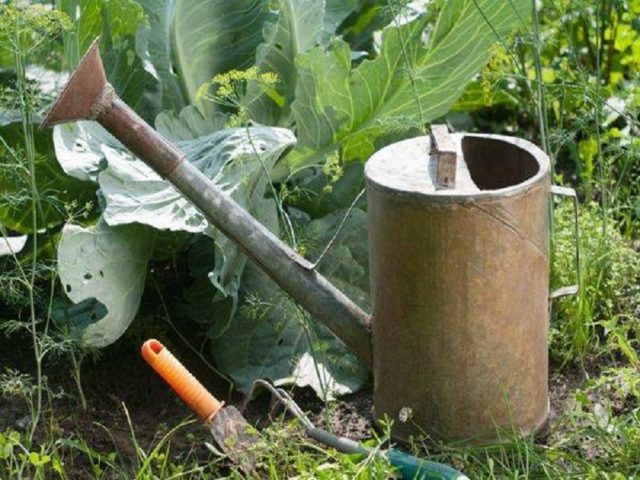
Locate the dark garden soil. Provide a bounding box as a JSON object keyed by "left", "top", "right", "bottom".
{"left": 0, "top": 328, "right": 376, "bottom": 478}
{"left": 0, "top": 326, "right": 591, "bottom": 479}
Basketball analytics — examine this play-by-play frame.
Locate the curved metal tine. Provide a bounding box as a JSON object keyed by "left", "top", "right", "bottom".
{"left": 274, "top": 387, "right": 315, "bottom": 431}
{"left": 243, "top": 379, "right": 314, "bottom": 431}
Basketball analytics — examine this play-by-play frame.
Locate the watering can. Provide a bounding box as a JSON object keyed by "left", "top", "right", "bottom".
{"left": 43, "top": 40, "right": 579, "bottom": 444}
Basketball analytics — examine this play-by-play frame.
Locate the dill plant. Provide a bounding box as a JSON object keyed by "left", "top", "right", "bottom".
{"left": 0, "top": 4, "right": 79, "bottom": 446}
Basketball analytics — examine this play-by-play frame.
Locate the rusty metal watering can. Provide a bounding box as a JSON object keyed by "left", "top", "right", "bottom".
{"left": 43, "top": 40, "right": 579, "bottom": 444}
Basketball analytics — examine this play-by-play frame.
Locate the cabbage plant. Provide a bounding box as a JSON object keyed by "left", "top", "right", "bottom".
{"left": 52, "top": 0, "right": 530, "bottom": 397}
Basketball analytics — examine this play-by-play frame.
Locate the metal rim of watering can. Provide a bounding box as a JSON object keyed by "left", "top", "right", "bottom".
{"left": 366, "top": 132, "right": 581, "bottom": 302}
{"left": 365, "top": 133, "right": 551, "bottom": 204}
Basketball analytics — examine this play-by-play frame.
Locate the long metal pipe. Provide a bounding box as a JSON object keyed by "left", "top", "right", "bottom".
{"left": 43, "top": 40, "right": 372, "bottom": 366}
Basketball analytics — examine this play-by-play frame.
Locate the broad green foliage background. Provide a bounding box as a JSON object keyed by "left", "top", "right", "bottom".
{"left": 289, "top": 0, "right": 529, "bottom": 169}
{"left": 48, "top": 0, "right": 530, "bottom": 396}
{"left": 2, "top": 1, "right": 640, "bottom": 478}
{"left": 1, "top": 0, "right": 529, "bottom": 397}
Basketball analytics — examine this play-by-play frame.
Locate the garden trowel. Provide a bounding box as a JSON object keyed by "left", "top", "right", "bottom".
{"left": 141, "top": 339, "right": 258, "bottom": 474}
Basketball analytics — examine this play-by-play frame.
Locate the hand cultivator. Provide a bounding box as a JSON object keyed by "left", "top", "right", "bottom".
{"left": 142, "top": 340, "right": 467, "bottom": 479}
{"left": 244, "top": 380, "right": 469, "bottom": 480}
{"left": 141, "top": 340, "right": 258, "bottom": 474}
{"left": 45, "top": 39, "right": 579, "bottom": 444}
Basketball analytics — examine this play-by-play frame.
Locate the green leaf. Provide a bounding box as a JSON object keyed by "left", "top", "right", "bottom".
{"left": 247, "top": 0, "right": 357, "bottom": 125}
{"left": 172, "top": 0, "right": 269, "bottom": 103}
{"left": 209, "top": 208, "right": 369, "bottom": 397}
{"left": 246, "top": 0, "right": 326, "bottom": 125}
{"left": 0, "top": 122, "right": 96, "bottom": 233}
{"left": 155, "top": 105, "right": 226, "bottom": 142}
{"left": 135, "top": 0, "right": 188, "bottom": 112}
{"left": 53, "top": 122, "right": 294, "bottom": 233}
{"left": 57, "top": 221, "right": 151, "bottom": 347}
{"left": 54, "top": 121, "right": 295, "bottom": 320}
{"left": 451, "top": 80, "right": 519, "bottom": 112}
{"left": 58, "top": 0, "right": 157, "bottom": 119}
{"left": 287, "top": 0, "right": 529, "bottom": 170}
{"left": 53, "top": 121, "right": 119, "bottom": 183}
{"left": 96, "top": 127, "right": 295, "bottom": 235}
{"left": 323, "top": 0, "right": 357, "bottom": 37}
{"left": 28, "top": 451, "right": 51, "bottom": 467}
{"left": 67, "top": 0, "right": 148, "bottom": 55}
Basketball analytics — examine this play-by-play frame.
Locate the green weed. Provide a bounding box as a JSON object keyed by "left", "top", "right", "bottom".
{"left": 551, "top": 201, "right": 640, "bottom": 364}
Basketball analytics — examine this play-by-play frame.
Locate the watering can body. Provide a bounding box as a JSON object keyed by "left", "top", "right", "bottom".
{"left": 44, "top": 40, "right": 578, "bottom": 445}
{"left": 366, "top": 134, "right": 565, "bottom": 442}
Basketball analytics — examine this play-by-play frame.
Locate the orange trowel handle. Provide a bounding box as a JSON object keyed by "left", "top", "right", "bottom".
{"left": 141, "top": 339, "right": 223, "bottom": 423}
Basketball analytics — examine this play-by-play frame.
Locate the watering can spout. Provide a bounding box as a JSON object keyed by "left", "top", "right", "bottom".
{"left": 43, "top": 39, "right": 373, "bottom": 367}
{"left": 43, "top": 39, "right": 107, "bottom": 127}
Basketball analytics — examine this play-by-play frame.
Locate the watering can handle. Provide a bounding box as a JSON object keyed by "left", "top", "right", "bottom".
{"left": 430, "top": 124, "right": 457, "bottom": 189}
{"left": 550, "top": 185, "right": 580, "bottom": 299}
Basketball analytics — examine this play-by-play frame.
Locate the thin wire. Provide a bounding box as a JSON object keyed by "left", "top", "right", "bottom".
{"left": 310, "top": 188, "right": 365, "bottom": 270}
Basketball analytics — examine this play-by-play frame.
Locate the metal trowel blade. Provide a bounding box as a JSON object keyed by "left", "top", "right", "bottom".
{"left": 209, "top": 405, "right": 260, "bottom": 474}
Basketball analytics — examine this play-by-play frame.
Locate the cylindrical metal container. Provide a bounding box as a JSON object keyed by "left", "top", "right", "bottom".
{"left": 365, "top": 133, "right": 551, "bottom": 443}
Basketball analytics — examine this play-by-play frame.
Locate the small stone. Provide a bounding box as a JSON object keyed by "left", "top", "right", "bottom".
{"left": 15, "top": 415, "right": 32, "bottom": 431}
{"left": 398, "top": 407, "right": 413, "bottom": 423}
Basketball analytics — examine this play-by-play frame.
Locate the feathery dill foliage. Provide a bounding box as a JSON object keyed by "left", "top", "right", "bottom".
{"left": 0, "top": 4, "right": 88, "bottom": 454}
{"left": 0, "top": 5, "right": 72, "bottom": 55}
{"left": 462, "top": 0, "right": 640, "bottom": 370}
{"left": 196, "top": 67, "right": 279, "bottom": 127}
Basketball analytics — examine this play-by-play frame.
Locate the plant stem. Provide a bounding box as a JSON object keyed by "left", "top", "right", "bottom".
{"left": 531, "top": 0, "right": 554, "bottom": 237}
{"left": 69, "top": 349, "right": 87, "bottom": 411}
{"left": 594, "top": 0, "right": 607, "bottom": 240}
{"left": 531, "top": 1, "right": 550, "bottom": 157}
{"left": 387, "top": 0, "right": 425, "bottom": 133}
{"left": 15, "top": 48, "right": 43, "bottom": 442}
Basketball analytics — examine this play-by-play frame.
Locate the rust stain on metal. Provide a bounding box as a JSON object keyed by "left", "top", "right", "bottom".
{"left": 88, "top": 83, "right": 116, "bottom": 120}
{"left": 366, "top": 133, "right": 552, "bottom": 443}
{"left": 430, "top": 124, "right": 457, "bottom": 189}
{"left": 42, "top": 39, "right": 107, "bottom": 127}
{"left": 41, "top": 37, "right": 373, "bottom": 367}
{"left": 44, "top": 38, "right": 574, "bottom": 446}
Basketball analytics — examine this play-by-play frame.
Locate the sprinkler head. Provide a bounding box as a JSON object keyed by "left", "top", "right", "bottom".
{"left": 41, "top": 38, "right": 107, "bottom": 127}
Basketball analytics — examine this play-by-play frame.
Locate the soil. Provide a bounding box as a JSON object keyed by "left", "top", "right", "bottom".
{"left": 0, "top": 329, "right": 379, "bottom": 478}
{"left": 0, "top": 328, "right": 589, "bottom": 479}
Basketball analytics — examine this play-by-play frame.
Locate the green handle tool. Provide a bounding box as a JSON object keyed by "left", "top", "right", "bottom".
{"left": 245, "top": 380, "right": 468, "bottom": 480}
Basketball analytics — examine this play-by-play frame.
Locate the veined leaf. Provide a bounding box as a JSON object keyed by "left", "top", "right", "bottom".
{"left": 57, "top": 221, "right": 151, "bottom": 347}
{"left": 287, "top": 0, "right": 529, "bottom": 170}
{"left": 172, "top": 0, "right": 269, "bottom": 103}
{"left": 0, "top": 122, "right": 96, "bottom": 233}
{"left": 247, "top": 0, "right": 357, "bottom": 125}
{"left": 53, "top": 121, "right": 120, "bottom": 183}
{"left": 209, "top": 208, "right": 369, "bottom": 397}
{"left": 323, "top": 0, "right": 357, "bottom": 37}
{"left": 247, "top": 0, "right": 325, "bottom": 125}
{"left": 54, "top": 121, "right": 295, "bottom": 319}
{"left": 57, "top": 0, "right": 147, "bottom": 59}
{"left": 135, "top": 0, "right": 188, "bottom": 112}
{"left": 452, "top": 80, "right": 519, "bottom": 112}
{"left": 57, "top": 0, "right": 157, "bottom": 119}
{"left": 155, "top": 106, "right": 226, "bottom": 142}
{"left": 96, "top": 127, "right": 295, "bottom": 235}
{"left": 53, "top": 122, "right": 294, "bottom": 234}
